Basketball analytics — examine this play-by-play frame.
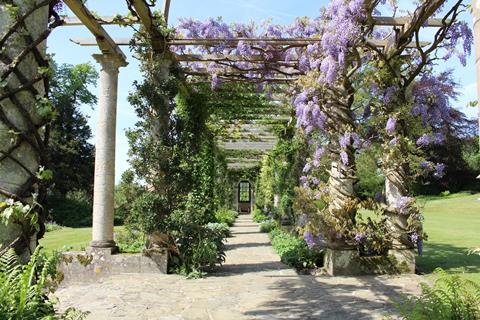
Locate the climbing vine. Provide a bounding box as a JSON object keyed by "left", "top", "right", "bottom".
{"left": 0, "top": 0, "right": 62, "bottom": 255}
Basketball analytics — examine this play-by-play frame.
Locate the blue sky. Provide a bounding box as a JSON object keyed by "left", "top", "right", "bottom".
{"left": 47, "top": 0, "right": 478, "bottom": 182}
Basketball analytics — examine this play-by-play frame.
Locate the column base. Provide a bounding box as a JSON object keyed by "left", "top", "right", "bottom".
{"left": 324, "top": 248, "right": 415, "bottom": 276}
{"left": 89, "top": 240, "right": 118, "bottom": 255}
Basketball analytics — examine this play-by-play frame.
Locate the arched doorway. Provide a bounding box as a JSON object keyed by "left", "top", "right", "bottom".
{"left": 237, "top": 180, "right": 252, "bottom": 214}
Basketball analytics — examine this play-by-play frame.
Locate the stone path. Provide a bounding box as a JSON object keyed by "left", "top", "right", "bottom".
{"left": 54, "top": 215, "right": 422, "bottom": 319}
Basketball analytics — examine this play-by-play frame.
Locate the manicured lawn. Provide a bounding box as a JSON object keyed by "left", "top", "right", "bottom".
{"left": 39, "top": 226, "right": 124, "bottom": 253}
{"left": 416, "top": 192, "right": 480, "bottom": 283}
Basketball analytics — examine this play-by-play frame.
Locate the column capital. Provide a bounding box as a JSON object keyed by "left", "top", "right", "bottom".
{"left": 93, "top": 53, "right": 128, "bottom": 73}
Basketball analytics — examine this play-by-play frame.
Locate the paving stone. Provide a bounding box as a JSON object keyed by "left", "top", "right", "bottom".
{"left": 54, "top": 215, "right": 422, "bottom": 319}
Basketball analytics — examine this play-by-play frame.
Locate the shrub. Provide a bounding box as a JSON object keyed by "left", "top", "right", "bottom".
{"left": 260, "top": 220, "right": 276, "bottom": 233}
{"left": 253, "top": 208, "right": 269, "bottom": 223}
{"left": 269, "top": 228, "right": 323, "bottom": 270}
{"left": 115, "top": 228, "right": 145, "bottom": 253}
{"left": 395, "top": 269, "right": 480, "bottom": 320}
{"left": 214, "top": 207, "right": 238, "bottom": 226}
{"left": 46, "top": 191, "right": 92, "bottom": 227}
{"left": 0, "top": 247, "right": 86, "bottom": 319}
{"left": 172, "top": 221, "right": 229, "bottom": 277}
{"left": 45, "top": 221, "right": 63, "bottom": 232}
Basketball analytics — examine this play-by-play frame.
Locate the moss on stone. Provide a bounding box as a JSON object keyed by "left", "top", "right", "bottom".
{"left": 355, "top": 254, "right": 405, "bottom": 275}
{"left": 76, "top": 254, "right": 93, "bottom": 267}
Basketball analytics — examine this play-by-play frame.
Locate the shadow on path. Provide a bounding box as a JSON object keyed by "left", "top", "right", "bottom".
{"left": 244, "top": 274, "right": 417, "bottom": 319}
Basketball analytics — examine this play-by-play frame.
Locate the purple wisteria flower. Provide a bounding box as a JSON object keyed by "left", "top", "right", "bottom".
{"left": 299, "top": 176, "right": 308, "bottom": 184}
{"left": 389, "top": 137, "right": 398, "bottom": 145}
{"left": 396, "top": 196, "right": 413, "bottom": 215}
{"left": 354, "top": 233, "right": 365, "bottom": 242}
{"left": 386, "top": 117, "right": 396, "bottom": 135}
{"left": 433, "top": 163, "right": 446, "bottom": 179}
{"left": 339, "top": 132, "right": 351, "bottom": 149}
{"left": 433, "top": 132, "right": 445, "bottom": 145}
{"left": 420, "top": 161, "right": 431, "bottom": 169}
{"left": 314, "top": 147, "right": 325, "bottom": 161}
{"left": 303, "top": 231, "right": 323, "bottom": 249}
{"left": 416, "top": 134, "right": 430, "bottom": 146}
{"left": 303, "top": 163, "right": 312, "bottom": 173}
{"left": 340, "top": 151, "right": 349, "bottom": 165}
{"left": 410, "top": 232, "right": 419, "bottom": 243}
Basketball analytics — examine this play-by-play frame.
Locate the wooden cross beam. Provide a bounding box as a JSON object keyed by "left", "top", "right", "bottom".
{"left": 128, "top": 0, "right": 166, "bottom": 53}
{"left": 61, "top": 15, "right": 448, "bottom": 28}
{"left": 63, "top": 0, "right": 127, "bottom": 60}
{"left": 71, "top": 37, "right": 430, "bottom": 49}
{"left": 62, "top": 16, "right": 139, "bottom": 26}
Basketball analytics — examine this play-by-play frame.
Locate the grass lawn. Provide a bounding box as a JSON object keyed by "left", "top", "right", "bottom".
{"left": 416, "top": 192, "right": 480, "bottom": 283}
{"left": 39, "top": 226, "right": 124, "bottom": 253}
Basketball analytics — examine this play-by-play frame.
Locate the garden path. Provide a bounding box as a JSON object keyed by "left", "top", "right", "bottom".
{"left": 54, "top": 215, "right": 421, "bottom": 319}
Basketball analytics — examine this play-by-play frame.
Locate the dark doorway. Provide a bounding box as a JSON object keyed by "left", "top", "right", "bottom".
{"left": 237, "top": 180, "right": 251, "bottom": 214}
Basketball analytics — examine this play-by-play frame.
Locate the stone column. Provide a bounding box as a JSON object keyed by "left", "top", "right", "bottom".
{"left": 473, "top": 0, "right": 480, "bottom": 150}
{"left": 90, "top": 54, "right": 127, "bottom": 252}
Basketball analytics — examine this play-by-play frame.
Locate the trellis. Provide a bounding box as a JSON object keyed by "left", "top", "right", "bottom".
{"left": 0, "top": 1, "right": 64, "bottom": 255}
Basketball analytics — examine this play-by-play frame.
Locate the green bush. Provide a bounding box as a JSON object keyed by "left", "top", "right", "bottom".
{"left": 253, "top": 208, "right": 269, "bottom": 223}
{"left": 0, "top": 248, "right": 86, "bottom": 319}
{"left": 269, "top": 228, "right": 323, "bottom": 269}
{"left": 260, "top": 220, "right": 276, "bottom": 233}
{"left": 116, "top": 228, "right": 145, "bottom": 253}
{"left": 45, "top": 221, "right": 63, "bottom": 232}
{"left": 395, "top": 269, "right": 480, "bottom": 320}
{"left": 214, "top": 208, "right": 238, "bottom": 226}
{"left": 172, "top": 221, "right": 229, "bottom": 277}
{"left": 46, "top": 191, "right": 92, "bottom": 227}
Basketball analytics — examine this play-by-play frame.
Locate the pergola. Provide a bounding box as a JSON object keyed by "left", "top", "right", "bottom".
{"left": 56, "top": 0, "right": 480, "bottom": 253}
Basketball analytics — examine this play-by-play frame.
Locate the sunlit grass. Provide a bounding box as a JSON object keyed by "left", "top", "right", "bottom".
{"left": 39, "top": 226, "right": 124, "bottom": 253}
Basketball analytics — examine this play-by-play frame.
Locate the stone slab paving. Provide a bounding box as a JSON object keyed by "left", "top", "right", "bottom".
{"left": 54, "top": 215, "right": 422, "bottom": 320}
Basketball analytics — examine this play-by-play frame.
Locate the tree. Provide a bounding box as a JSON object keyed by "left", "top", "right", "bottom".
{"left": 48, "top": 62, "right": 97, "bottom": 198}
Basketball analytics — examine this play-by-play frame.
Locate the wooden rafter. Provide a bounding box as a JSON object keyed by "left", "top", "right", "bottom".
{"left": 62, "top": 16, "right": 138, "bottom": 26}
{"left": 63, "top": 0, "right": 126, "bottom": 60}
{"left": 163, "top": 0, "right": 171, "bottom": 25}
{"left": 62, "top": 15, "right": 448, "bottom": 28}
{"left": 71, "top": 37, "right": 429, "bottom": 50}
{"left": 128, "top": 0, "right": 166, "bottom": 53}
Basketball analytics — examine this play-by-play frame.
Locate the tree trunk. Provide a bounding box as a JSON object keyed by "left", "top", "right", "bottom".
{"left": 383, "top": 159, "right": 414, "bottom": 248}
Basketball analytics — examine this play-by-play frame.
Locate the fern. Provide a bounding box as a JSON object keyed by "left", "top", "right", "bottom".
{"left": 395, "top": 268, "right": 480, "bottom": 320}
{"left": 0, "top": 247, "right": 87, "bottom": 320}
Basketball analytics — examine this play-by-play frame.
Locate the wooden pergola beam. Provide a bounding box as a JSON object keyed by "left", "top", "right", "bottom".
{"left": 61, "top": 15, "right": 447, "bottom": 28}
{"left": 63, "top": 0, "right": 127, "bottom": 60}
{"left": 163, "top": 0, "right": 171, "bottom": 25}
{"left": 71, "top": 37, "right": 429, "bottom": 49}
{"left": 128, "top": 0, "right": 166, "bottom": 53}
{"left": 374, "top": 16, "right": 447, "bottom": 27}
{"left": 62, "top": 16, "right": 139, "bottom": 26}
